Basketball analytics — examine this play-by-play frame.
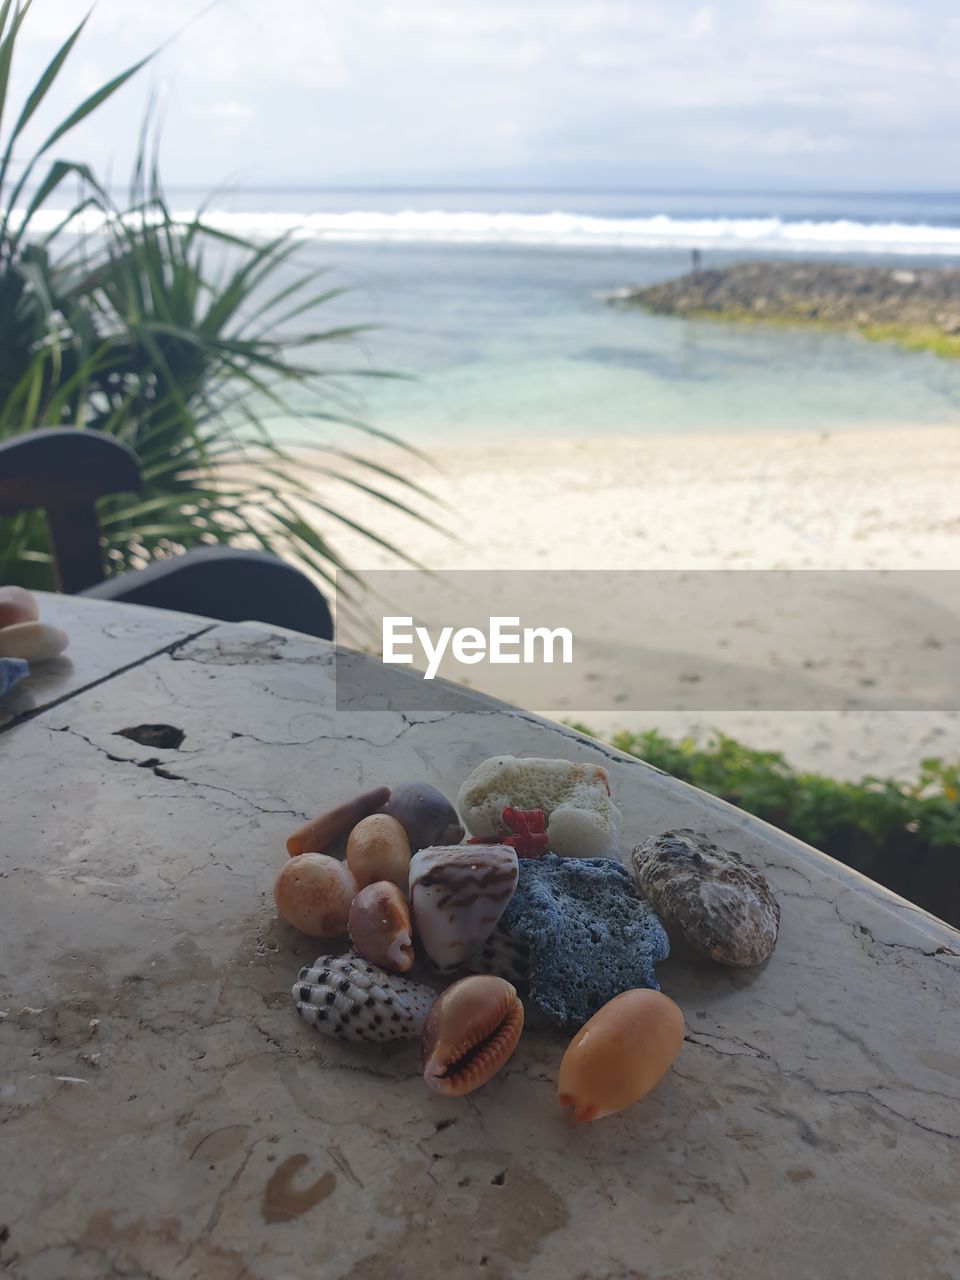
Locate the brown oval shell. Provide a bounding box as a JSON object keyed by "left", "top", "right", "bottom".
{"left": 348, "top": 880, "right": 415, "bottom": 973}
{"left": 421, "top": 974, "right": 524, "bottom": 1097}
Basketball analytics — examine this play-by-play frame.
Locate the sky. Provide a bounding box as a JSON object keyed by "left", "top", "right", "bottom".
{"left": 7, "top": 0, "right": 960, "bottom": 192}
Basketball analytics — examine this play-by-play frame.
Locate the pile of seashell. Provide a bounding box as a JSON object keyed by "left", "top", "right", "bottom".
{"left": 0, "top": 586, "right": 70, "bottom": 698}
{"left": 0, "top": 587, "right": 69, "bottom": 658}
{"left": 275, "top": 757, "right": 780, "bottom": 1122}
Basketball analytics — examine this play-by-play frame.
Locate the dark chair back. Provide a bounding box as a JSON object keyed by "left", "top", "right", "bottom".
{"left": 1, "top": 427, "right": 335, "bottom": 641}
{"left": 0, "top": 429, "right": 141, "bottom": 592}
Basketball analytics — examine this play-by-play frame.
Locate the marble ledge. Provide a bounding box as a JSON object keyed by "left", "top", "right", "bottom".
{"left": 1, "top": 614, "right": 959, "bottom": 1280}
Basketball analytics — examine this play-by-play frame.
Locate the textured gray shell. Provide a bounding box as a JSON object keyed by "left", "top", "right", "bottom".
{"left": 463, "top": 924, "right": 531, "bottom": 985}
{"left": 293, "top": 952, "right": 435, "bottom": 1041}
{"left": 631, "top": 829, "right": 780, "bottom": 967}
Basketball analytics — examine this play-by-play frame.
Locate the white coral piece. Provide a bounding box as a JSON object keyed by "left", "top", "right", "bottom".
{"left": 457, "top": 755, "right": 621, "bottom": 858}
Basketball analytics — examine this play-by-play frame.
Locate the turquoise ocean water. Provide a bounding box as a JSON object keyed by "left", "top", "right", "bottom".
{"left": 86, "top": 187, "right": 960, "bottom": 444}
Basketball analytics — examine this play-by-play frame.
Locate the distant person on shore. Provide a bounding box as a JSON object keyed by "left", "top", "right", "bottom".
{"left": 691, "top": 248, "right": 702, "bottom": 275}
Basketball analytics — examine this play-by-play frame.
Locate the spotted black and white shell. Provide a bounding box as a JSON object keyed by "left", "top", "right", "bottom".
{"left": 463, "top": 923, "right": 531, "bottom": 985}
{"left": 631, "top": 829, "right": 780, "bottom": 967}
{"left": 293, "top": 953, "right": 435, "bottom": 1041}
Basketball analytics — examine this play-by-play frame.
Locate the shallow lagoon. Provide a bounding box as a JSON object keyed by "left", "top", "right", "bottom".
{"left": 279, "top": 239, "right": 960, "bottom": 444}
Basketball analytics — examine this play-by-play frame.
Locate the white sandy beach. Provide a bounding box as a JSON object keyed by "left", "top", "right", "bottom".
{"left": 307, "top": 424, "right": 960, "bottom": 779}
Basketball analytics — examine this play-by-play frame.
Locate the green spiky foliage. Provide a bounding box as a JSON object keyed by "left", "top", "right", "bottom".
{"left": 0, "top": 2, "right": 437, "bottom": 594}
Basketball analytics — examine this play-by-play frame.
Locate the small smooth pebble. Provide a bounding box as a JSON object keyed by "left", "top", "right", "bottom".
{"left": 0, "top": 621, "right": 68, "bottom": 662}
{"left": 380, "top": 781, "right": 464, "bottom": 851}
{"left": 0, "top": 586, "right": 39, "bottom": 629}
{"left": 274, "top": 853, "right": 358, "bottom": 937}
{"left": 346, "top": 814, "right": 412, "bottom": 892}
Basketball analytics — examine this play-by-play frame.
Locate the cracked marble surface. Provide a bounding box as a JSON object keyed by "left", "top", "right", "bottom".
{"left": 0, "top": 591, "right": 212, "bottom": 730}
{"left": 1, "top": 606, "right": 959, "bottom": 1280}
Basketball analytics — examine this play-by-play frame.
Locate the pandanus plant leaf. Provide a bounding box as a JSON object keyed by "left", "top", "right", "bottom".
{"left": 0, "top": 5, "right": 441, "bottom": 602}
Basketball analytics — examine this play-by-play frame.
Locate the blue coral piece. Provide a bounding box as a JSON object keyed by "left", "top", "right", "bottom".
{"left": 500, "top": 853, "right": 669, "bottom": 1027}
{"left": 0, "top": 657, "right": 29, "bottom": 699}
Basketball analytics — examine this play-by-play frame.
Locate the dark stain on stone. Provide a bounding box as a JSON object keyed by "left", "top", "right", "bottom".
{"left": 345, "top": 1158, "right": 568, "bottom": 1280}
{"left": 115, "top": 724, "right": 185, "bottom": 750}
{"left": 785, "top": 1167, "right": 815, "bottom": 1183}
{"left": 262, "top": 1154, "right": 336, "bottom": 1223}
{"left": 78, "top": 1209, "right": 257, "bottom": 1279}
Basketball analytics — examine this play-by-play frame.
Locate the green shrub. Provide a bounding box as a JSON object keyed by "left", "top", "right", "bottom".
{"left": 569, "top": 725, "right": 960, "bottom": 925}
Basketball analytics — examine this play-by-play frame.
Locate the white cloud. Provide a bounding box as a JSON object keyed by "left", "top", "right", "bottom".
{"left": 3, "top": 0, "right": 959, "bottom": 187}
{"left": 705, "top": 126, "right": 847, "bottom": 155}
{"left": 758, "top": 0, "right": 913, "bottom": 40}
{"left": 813, "top": 44, "right": 930, "bottom": 74}
{"left": 687, "top": 6, "right": 718, "bottom": 40}
{"left": 201, "top": 100, "right": 255, "bottom": 122}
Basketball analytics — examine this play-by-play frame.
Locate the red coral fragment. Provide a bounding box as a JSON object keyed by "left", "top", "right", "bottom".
{"left": 468, "top": 806, "right": 549, "bottom": 859}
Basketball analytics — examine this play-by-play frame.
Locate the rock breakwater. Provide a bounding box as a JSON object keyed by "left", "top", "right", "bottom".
{"left": 615, "top": 261, "right": 960, "bottom": 355}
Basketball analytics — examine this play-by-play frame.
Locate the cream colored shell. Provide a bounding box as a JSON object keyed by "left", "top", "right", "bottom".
{"left": 0, "top": 621, "right": 68, "bottom": 662}
{"left": 409, "top": 843, "right": 518, "bottom": 972}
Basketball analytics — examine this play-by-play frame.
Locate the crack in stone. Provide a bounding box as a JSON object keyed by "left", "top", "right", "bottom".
{"left": 685, "top": 1027, "right": 960, "bottom": 1142}
{"left": 172, "top": 632, "right": 335, "bottom": 669}
{"left": 684, "top": 1031, "right": 774, "bottom": 1063}
{"left": 778, "top": 888, "right": 958, "bottom": 965}
{"left": 850, "top": 918, "right": 958, "bottom": 960}
{"left": 818, "top": 1087, "right": 960, "bottom": 1142}
{"left": 325, "top": 1144, "right": 365, "bottom": 1190}
{"left": 176, "top": 1141, "right": 261, "bottom": 1271}
{"left": 1, "top": 624, "right": 215, "bottom": 735}
{"left": 54, "top": 726, "right": 186, "bottom": 782}
{"left": 228, "top": 726, "right": 414, "bottom": 750}
{"left": 52, "top": 725, "right": 301, "bottom": 818}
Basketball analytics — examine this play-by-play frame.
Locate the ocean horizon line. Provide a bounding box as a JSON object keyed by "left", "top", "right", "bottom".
{"left": 136, "top": 183, "right": 960, "bottom": 199}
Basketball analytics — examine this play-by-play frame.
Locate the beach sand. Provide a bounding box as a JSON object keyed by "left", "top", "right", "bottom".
{"left": 307, "top": 424, "right": 960, "bottom": 779}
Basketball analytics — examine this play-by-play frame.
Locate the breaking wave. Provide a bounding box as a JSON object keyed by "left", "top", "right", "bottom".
{"left": 14, "top": 207, "right": 960, "bottom": 255}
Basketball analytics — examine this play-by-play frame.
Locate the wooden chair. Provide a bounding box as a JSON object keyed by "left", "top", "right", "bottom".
{"left": 0, "top": 428, "right": 334, "bottom": 639}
